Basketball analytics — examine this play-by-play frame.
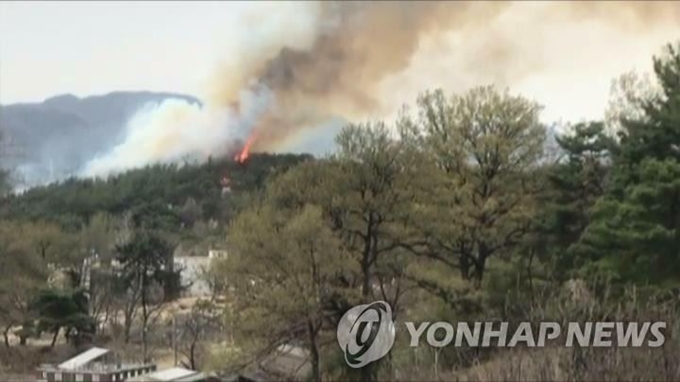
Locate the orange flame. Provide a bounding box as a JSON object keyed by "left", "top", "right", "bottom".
{"left": 235, "top": 133, "right": 257, "bottom": 164}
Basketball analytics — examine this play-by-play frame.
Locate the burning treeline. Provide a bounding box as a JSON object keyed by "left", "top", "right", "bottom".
{"left": 213, "top": 1, "right": 679, "bottom": 155}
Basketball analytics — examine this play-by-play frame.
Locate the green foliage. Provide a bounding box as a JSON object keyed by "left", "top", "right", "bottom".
{"left": 116, "top": 230, "right": 173, "bottom": 294}
{"left": 33, "top": 288, "right": 95, "bottom": 347}
{"left": 615, "top": 42, "right": 680, "bottom": 167}
{"left": 222, "top": 203, "right": 352, "bottom": 381}
{"left": 398, "top": 86, "right": 546, "bottom": 286}
{"left": 540, "top": 122, "right": 614, "bottom": 278}
{"left": 212, "top": 49, "right": 680, "bottom": 378}
{"left": 78, "top": 212, "right": 119, "bottom": 261}
{"left": 226, "top": 203, "right": 351, "bottom": 330}
{"left": 0, "top": 221, "right": 49, "bottom": 344}
{"left": 577, "top": 42, "right": 680, "bottom": 287}
{"left": 179, "top": 197, "right": 203, "bottom": 227}
{"left": 582, "top": 158, "right": 680, "bottom": 284}
{"left": 0, "top": 153, "right": 311, "bottom": 229}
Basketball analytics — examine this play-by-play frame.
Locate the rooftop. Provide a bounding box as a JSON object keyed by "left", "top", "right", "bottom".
{"left": 58, "top": 347, "right": 109, "bottom": 370}
{"left": 37, "top": 347, "right": 155, "bottom": 374}
{"left": 127, "top": 367, "right": 205, "bottom": 382}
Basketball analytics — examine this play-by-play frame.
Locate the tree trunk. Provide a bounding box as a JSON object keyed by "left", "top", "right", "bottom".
{"left": 460, "top": 254, "right": 471, "bottom": 280}
{"left": 527, "top": 250, "right": 536, "bottom": 308}
{"left": 3, "top": 325, "right": 11, "bottom": 348}
{"left": 473, "top": 245, "right": 489, "bottom": 288}
{"left": 50, "top": 327, "right": 60, "bottom": 348}
{"left": 361, "top": 363, "right": 378, "bottom": 382}
{"left": 307, "top": 320, "right": 321, "bottom": 382}
{"left": 360, "top": 220, "right": 378, "bottom": 381}
{"left": 124, "top": 274, "right": 142, "bottom": 344}
{"left": 142, "top": 321, "right": 147, "bottom": 363}
{"left": 123, "top": 295, "right": 136, "bottom": 344}
{"left": 141, "top": 274, "right": 149, "bottom": 363}
{"left": 189, "top": 342, "right": 196, "bottom": 370}
{"left": 473, "top": 267, "right": 484, "bottom": 288}
{"left": 361, "top": 215, "right": 375, "bottom": 301}
{"left": 123, "top": 320, "right": 131, "bottom": 344}
{"left": 142, "top": 309, "right": 148, "bottom": 362}
{"left": 65, "top": 327, "right": 73, "bottom": 346}
{"left": 434, "top": 348, "right": 440, "bottom": 381}
{"left": 361, "top": 259, "right": 371, "bottom": 299}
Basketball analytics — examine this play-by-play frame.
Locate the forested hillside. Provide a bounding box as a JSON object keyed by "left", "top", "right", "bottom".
{"left": 0, "top": 153, "right": 311, "bottom": 229}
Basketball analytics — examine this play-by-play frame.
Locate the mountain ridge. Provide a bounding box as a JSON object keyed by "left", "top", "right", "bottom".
{"left": 0, "top": 91, "right": 201, "bottom": 187}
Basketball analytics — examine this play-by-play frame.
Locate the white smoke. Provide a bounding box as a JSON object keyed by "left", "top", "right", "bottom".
{"left": 80, "top": 85, "right": 273, "bottom": 177}
{"left": 78, "top": 1, "right": 323, "bottom": 178}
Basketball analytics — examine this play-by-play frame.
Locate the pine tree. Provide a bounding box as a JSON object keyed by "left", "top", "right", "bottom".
{"left": 545, "top": 122, "right": 613, "bottom": 276}
{"left": 578, "top": 42, "right": 680, "bottom": 286}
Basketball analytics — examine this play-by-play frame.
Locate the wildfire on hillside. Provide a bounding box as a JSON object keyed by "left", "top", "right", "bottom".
{"left": 220, "top": 133, "right": 257, "bottom": 194}
{"left": 235, "top": 133, "right": 257, "bottom": 164}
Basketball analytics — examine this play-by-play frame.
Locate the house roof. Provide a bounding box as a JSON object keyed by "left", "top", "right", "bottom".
{"left": 127, "top": 367, "right": 205, "bottom": 382}
{"left": 58, "top": 347, "right": 110, "bottom": 371}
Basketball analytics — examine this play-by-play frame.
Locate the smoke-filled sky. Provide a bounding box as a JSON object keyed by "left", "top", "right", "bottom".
{"left": 1, "top": 1, "right": 679, "bottom": 177}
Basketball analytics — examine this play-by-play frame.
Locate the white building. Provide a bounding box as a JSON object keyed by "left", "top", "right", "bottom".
{"left": 174, "top": 256, "right": 211, "bottom": 297}
{"left": 208, "top": 249, "right": 227, "bottom": 259}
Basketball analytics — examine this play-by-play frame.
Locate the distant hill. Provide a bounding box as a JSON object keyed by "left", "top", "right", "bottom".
{"left": 0, "top": 91, "right": 201, "bottom": 187}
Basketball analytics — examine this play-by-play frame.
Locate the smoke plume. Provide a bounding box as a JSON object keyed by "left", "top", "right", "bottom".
{"left": 82, "top": 1, "right": 680, "bottom": 177}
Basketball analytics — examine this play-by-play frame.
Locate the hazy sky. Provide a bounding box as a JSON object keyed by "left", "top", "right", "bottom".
{"left": 0, "top": 1, "right": 256, "bottom": 103}
{"left": 1, "top": 1, "right": 678, "bottom": 124}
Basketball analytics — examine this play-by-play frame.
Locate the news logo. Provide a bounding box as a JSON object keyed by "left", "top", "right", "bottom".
{"left": 337, "top": 301, "right": 396, "bottom": 368}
